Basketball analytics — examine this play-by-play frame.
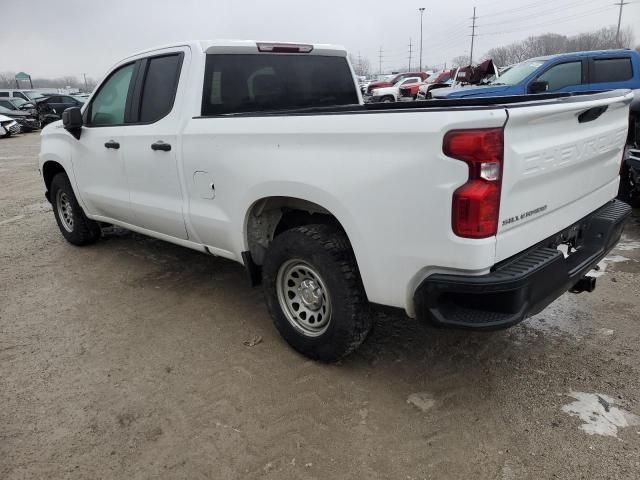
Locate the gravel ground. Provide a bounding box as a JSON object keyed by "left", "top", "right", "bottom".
{"left": 1, "top": 132, "right": 640, "bottom": 480}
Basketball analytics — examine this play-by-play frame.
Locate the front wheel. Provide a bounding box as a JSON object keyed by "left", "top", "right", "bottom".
{"left": 262, "top": 225, "right": 372, "bottom": 362}
{"left": 50, "top": 172, "right": 101, "bottom": 245}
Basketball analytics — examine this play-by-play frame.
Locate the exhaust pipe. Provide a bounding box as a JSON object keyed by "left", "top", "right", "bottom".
{"left": 570, "top": 276, "right": 597, "bottom": 294}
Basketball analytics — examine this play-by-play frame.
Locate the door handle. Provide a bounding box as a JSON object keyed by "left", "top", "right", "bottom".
{"left": 151, "top": 141, "right": 171, "bottom": 152}
{"left": 104, "top": 140, "right": 120, "bottom": 149}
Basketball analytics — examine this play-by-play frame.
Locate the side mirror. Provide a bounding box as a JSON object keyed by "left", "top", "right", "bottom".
{"left": 528, "top": 81, "right": 549, "bottom": 94}
{"left": 62, "top": 107, "right": 82, "bottom": 139}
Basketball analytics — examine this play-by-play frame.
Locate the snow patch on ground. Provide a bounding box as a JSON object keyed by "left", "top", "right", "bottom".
{"left": 562, "top": 391, "right": 640, "bottom": 437}
{"left": 407, "top": 392, "right": 436, "bottom": 412}
{"left": 614, "top": 239, "right": 640, "bottom": 252}
{"left": 588, "top": 255, "right": 631, "bottom": 278}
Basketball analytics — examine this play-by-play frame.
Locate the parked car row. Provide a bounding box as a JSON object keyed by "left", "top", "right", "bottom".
{"left": 0, "top": 89, "right": 89, "bottom": 137}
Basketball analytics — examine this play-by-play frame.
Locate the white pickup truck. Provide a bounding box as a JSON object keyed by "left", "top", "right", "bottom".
{"left": 39, "top": 40, "right": 632, "bottom": 361}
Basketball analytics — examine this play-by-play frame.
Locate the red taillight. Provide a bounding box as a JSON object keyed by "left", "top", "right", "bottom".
{"left": 443, "top": 128, "right": 504, "bottom": 238}
{"left": 256, "top": 42, "right": 314, "bottom": 53}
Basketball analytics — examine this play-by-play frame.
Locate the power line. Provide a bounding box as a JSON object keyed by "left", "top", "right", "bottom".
{"left": 477, "top": 0, "right": 602, "bottom": 28}
{"left": 469, "top": 7, "right": 477, "bottom": 65}
{"left": 479, "top": 6, "right": 613, "bottom": 36}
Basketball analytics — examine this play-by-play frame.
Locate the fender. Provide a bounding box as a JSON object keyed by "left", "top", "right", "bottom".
{"left": 237, "top": 181, "right": 374, "bottom": 297}
{"left": 39, "top": 124, "right": 91, "bottom": 214}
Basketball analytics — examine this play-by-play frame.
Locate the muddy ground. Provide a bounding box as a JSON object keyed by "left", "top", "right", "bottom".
{"left": 1, "top": 132, "right": 640, "bottom": 480}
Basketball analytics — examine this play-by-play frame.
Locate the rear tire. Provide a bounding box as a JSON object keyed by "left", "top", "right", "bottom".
{"left": 50, "top": 172, "right": 101, "bottom": 245}
{"left": 262, "top": 224, "right": 372, "bottom": 362}
{"left": 618, "top": 159, "right": 640, "bottom": 208}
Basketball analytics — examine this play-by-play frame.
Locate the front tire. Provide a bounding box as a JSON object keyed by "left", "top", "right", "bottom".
{"left": 50, "top": 172, "right": 101, "bottom": 245}
{"left": 262, "top": 225, "right": 372, "bottom": 362}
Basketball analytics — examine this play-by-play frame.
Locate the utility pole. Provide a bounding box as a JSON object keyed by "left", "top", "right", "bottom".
{"left": 419, "top": 7, "right": 425, "bottom": 71}
{"left": 408, "top": 38, "right": 413, "bottom": 71}
{"left": 469, "top": 6, "right": 477, "bottom": 65}
{"left": 82, "top": 73, "right": 88, "bottom": 92}
{"left": 615, "top": 1, "right": 629, "bottom": 47}
{"left": 378, "top": 46, "right": 383, "bottom": 74}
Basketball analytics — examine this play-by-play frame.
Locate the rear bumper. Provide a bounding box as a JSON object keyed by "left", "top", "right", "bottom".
{"left": 414, "top": 200, "right": 631, "bottom": 329}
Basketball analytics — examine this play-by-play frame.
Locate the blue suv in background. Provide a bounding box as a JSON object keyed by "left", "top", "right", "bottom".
{"left": 434, "top": 49, "right": 640, "bottom": 206}
{"left": 433, "top": 49, "right": 640, "bottom": 98}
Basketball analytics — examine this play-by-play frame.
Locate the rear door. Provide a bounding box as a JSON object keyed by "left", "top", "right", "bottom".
{"left": 496, "top": 91, "right": 631, "bottom": 261}
{"left": 588, "top": 55, "right": 636, "bottom": 91}
{"left": 120, "top": 48, "right": 189, "bottom": 239}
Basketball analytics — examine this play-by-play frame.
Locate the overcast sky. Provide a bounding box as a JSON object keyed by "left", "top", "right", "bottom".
{"left": 1, "top": 0, "right": 638, "bottom": 80}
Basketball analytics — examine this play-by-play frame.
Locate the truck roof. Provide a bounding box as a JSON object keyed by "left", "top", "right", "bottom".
{"left": 529, "top": 49, "right": 637, "bottom": 62}
{"left": 121, "top": 40, "right": 347, "bottom": 61}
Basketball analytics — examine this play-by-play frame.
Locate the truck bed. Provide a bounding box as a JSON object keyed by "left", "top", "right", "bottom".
{"left": 194, "top": 90, "right": 628, "bottom": 118}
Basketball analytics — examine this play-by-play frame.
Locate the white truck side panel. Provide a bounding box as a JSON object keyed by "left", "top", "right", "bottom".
{"left": 181, "top": 108, "right": 507, "bottom": 311}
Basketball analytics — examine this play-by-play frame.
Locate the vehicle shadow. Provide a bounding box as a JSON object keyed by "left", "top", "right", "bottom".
{"left": 97, "top": 225, "right": 553, "bottom": 380}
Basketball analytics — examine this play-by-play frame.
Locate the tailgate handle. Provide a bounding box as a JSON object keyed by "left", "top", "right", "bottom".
{"left": 578, "top": 106, "right": 608, "bottom": 124}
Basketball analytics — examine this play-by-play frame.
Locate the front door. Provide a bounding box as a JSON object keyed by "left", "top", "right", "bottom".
{"left": 528, "top": 60, "right": 588, "bottom": 93}
{"left": 71, "top": 61, "right": 137, "bottom": 224}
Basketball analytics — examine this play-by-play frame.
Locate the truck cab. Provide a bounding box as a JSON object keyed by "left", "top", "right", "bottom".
{"left": 433, "top": 49, "right": 640, "bottom": 99}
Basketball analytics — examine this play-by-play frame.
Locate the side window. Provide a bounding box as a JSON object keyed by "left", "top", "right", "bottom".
{"left": 0, "top": 100, "right": 11, "bottom": 109}
{"left": 592, "top": 58, "right": 633, "bottom": 83}
{"left": 536, "top": 61, "right": 582, "bottom": 91}
{"left": 88, "top": 63, "right": 135, "bottom": 126}
{"left": 0, "top": 92, "right": 9, "bottom": 97}
{"left": 138, "top": 54, "right": 182, "bottom": 123}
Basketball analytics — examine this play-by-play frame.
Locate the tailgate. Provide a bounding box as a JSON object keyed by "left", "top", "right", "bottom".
{"left": 496, "top": 90, "right": 632, "bottom": 262}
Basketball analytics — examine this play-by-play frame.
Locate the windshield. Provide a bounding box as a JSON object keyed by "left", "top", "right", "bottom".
{"left": 0, "top": 105, "right": 13, "bottom": 114}
{"left": 23, "top": 90, "right": 45, "bottom": 100}
{"left": 491, "top": 60, "right": 544, "bottom": 85}
{"left": 11, "top": 98, "right": 28, "bottom": 108}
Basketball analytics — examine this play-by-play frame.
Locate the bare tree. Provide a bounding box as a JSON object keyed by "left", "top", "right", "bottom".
{"left": 0, "top": 71, "right": 17, "bottom": 88}
{"left": 483, "top": 25, "right": 635, "bottom": 67}
{"left": 451, "top": 55, "right": 470, "bottom": 67}
{"left": 348, "top": 54, "right": 371, "bottom": 77}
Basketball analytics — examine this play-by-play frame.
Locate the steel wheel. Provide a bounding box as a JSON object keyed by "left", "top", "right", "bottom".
{"left": 276, "top": 259, "right": 332, "bottom": 337}
{"left": 56, "top": 190, "right": 74, "bottom": 232}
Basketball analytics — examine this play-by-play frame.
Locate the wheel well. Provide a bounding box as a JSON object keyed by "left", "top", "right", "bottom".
{"left": 42, "top": 161, "right": 66, "bottom": 194}
{"left": 246, "top": 197, "right": 347, "bottom": 266}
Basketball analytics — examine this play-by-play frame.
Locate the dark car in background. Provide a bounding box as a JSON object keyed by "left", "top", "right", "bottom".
{"left": 0, "top": 105, "right": 40, "bottom": 131}
{"left": 0, "top": 96, "right": 59, "bottom": 127}
{"left": 36, "top": 94, "right": 84, "bottom": 116}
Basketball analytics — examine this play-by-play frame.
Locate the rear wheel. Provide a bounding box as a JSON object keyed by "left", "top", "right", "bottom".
{"left": 50, "top": 172, "right": 101, "bottom": 245}
{"left": 262, "top": 224, "right": 372, "bottom": 362}
{"left": 382, "top": 96, "right": 395, "bottom": 103}
{"left": 618, "top": 146, "right": 640, "bottom": 208}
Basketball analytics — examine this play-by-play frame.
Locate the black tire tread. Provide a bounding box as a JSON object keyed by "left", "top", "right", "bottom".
{"left": 51, "top": 172, "right": 101, "bottom": 246}
{"left": 262, "top": 224, "right": 371, "bottom": 361}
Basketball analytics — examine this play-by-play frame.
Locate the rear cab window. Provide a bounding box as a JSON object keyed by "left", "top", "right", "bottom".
{"left": 201, "top": 54, "right": 358, "bottom": 115}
